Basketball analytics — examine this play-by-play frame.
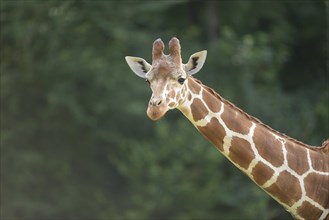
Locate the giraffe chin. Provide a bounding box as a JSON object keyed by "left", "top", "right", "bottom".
{"left": 147, "top": 105, "right": 168, "bottom": 121}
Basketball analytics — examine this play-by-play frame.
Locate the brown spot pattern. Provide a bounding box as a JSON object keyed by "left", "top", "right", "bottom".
{"left": 187, "top": 93, "right": 192, "bottom": 101}
{"left": 229, "top": 137, "right": 255, "bottom": 170}
{"left": 304, "top": 173, "right": 329, "bottom": 208}
{"left": 310, "top": 150, "right": 329, "bottom": 173}
{"left": 286, "top": 142, "right": 309, "bottom": 175}
{"left": 168, "top": 90, "right": 175, "bottom": 99}
{"left": 253, "top": 127, "right": 284, "bottom": 167}
{"left": 197, "top": 118, "right": 225, "bottom": 152}
{"left": 202, "top": 89, "right": 221, "bottom": 112}
{"left": 181, "top": 86, "right": 186, "bottom": 94}
{"left": 188, "top": 78, "right": 201, "bottom": 94}
{"left": 297, "top": 201, "right": 323, "bottom": 220}
{"left": 220, "top": 106, "right": 252, "bottom": 135}
{"left": 191, "top": 98, "right": 208, "bottom": 122}
{"left": 265, "top": 171, "right": 302, "bottom": 206}
{"left": 251, "top": 161, "right": 275, "bottom": 186}
{"left": 149, "top": 72, "right": 329, "bottom": 215}
{"left": 168, "top": 102, "right": 175, "bottom": 108}
{"left": 175, "top": 92, "right": 180, "bottom": 100}
{"left": 181, "top": 87, "right": 186, "bottom": 98}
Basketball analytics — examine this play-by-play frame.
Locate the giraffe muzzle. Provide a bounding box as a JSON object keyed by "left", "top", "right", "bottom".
{"left": 149, "top": 97, "right": 163, "bottom": 106}
{"left": 147, "top": 97, "right": 168, "bottom": 120}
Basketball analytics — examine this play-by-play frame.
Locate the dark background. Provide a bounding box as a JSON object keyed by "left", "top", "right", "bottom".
{"left": 1, "top": 0, "right": 328, "bottom": 219}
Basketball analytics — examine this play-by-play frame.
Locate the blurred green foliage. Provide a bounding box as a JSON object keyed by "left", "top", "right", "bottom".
{"left": 1, "top": 0, "right": 328, "bottom": 219}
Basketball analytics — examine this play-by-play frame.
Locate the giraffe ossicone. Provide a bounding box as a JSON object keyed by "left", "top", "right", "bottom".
{"left": 125, "top": 37, "right": 329, "bottom": 220}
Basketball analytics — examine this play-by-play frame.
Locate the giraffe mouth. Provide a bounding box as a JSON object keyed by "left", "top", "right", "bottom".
{"left": 147, "top": 105, "right": 168, "bottom": 120}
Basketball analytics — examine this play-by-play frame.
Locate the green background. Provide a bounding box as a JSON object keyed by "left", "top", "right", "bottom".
{"left": 1, "top": 0, "right": 328, "bottom": 219}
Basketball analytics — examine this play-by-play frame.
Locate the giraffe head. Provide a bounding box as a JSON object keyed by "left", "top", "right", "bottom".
{"left": 125, "top": 37, "right": 207, "bottom": 120}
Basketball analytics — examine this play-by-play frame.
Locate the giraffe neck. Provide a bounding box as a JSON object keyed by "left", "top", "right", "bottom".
{"left": 177, "top": 77, "right": 329, "bottom": 220}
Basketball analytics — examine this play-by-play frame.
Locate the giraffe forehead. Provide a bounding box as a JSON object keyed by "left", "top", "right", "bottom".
{"left": 157, "top": 60, "right": 174, "bottom": 74}
{"left": 149, "top": 57, "right": 184, "bottom": 79}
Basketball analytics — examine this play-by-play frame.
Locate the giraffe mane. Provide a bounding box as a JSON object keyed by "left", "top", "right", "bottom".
{"left": 191, "top": 77, "right": 329, "bottom": 153}
{"left": 320, "top": 139, "right": 329, "bottom": 153}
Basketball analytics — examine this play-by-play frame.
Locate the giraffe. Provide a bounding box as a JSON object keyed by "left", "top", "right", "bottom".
{"left": 125, "top": 37, "right": 329, "bottom": 220}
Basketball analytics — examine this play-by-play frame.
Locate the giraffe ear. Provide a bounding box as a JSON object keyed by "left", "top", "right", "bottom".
{"left": 184, "top": 50, "right": 207, "bottom": 75}
{"left": 125, "top": 56, "right": 152, "bottom": 78}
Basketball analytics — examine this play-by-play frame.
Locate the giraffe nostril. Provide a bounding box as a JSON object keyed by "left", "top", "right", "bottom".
{"left": 149, "top": 98, "right": 163, "bottom": 106}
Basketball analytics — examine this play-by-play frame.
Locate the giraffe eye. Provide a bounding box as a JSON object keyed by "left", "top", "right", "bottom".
{"left": 178, "top": 77, "right": 185, "bottom": 85}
